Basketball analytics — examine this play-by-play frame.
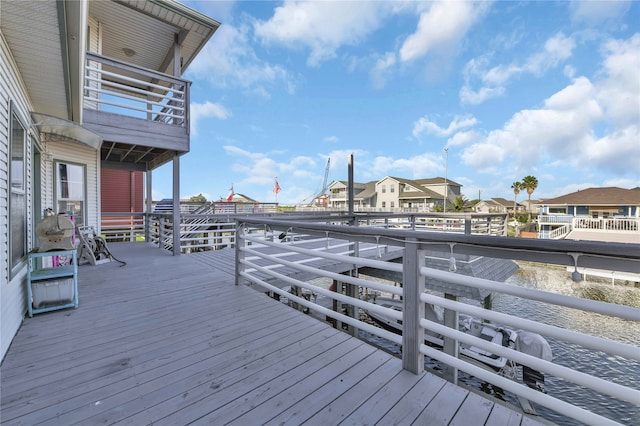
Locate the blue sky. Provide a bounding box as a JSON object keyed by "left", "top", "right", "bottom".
{"left": 152, "top": 1, "right": 640, "bottom": 205}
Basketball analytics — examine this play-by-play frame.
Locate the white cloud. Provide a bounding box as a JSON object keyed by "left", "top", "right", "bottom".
{"left": 460, "top": 33, "right": 640, "bottom": 181}
{"left": 399, "top": 2, "right": 488, "bottom": 63}
{"left": 525, "top": 33, "right": 576, "bottom": 75}
{"left": 460, "top": 33, "right": 576, "bottom": 105}
{"left": 596, "top": 34, "right": 640, "bottom": 127}
{"left": 223, "top": 145, "right": 319, "bottom": 200}
{"left": 413, "top": 114, "right": 478, "bottom": 139}
{"left": 190, "top": 101, "right": 231, "bottom": 136}
{"left": 372, "top": 153, "right": 442, "bottom": 179}
{"left": 370, "top": 52, "right": 397, "bottom": 89}
{"left": 323, "top": 135, "right": 339, "bottom": 143}
{"left": 253, "top": 1, "right": 387, "bottom": 66}
{"left": 447, "top": 130, "right": 481, "bottom": 147}
{"left": 188, "top": 24, "right": 294, "bottom": 97}
{"left": 569, "top": 1, "right": 632, "bottom": 25}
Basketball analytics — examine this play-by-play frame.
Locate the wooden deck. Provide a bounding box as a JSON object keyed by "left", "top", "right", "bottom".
{"left": 1, "top": 243, "right": 549, "bottom": 425}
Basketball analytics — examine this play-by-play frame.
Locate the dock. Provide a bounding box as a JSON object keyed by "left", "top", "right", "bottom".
{"left": 1, "top": 243, "right": 549, "bottom": 425}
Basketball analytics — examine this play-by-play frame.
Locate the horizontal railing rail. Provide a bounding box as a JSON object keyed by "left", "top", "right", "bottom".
{"left": 234, "top": 216, "right": 640, "bottom": 426}
{"left": 106, "top": 211, "right": 508, "bottom": 254}
{"left": 84, "top": 52, "right": 189, "bottom": 127}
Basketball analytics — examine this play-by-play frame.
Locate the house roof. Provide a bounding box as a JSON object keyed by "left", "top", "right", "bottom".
{"left": 400, "top": 186, "right": 442, "bottom": 199}
{"left": 354, "top": 181, "right": 378, "bottom": 200}
{"left": 491, "top": 198, "right": 515, "bottom": 207}
{"left": 542, "top": 187, "right": 640, "bottom": 206}
{"left": 412, "top": 177, "right": 462, "bottom": 187}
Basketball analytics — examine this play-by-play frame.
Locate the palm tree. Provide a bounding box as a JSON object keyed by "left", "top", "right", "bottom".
{"left": 521, "top": 175, "right": 538, "bottom": 222}
{"left": 451, "top": 195, "right": 468, "bottom": 212}
{"left": 511, "top": 181, "right": 521, "bottom": 218}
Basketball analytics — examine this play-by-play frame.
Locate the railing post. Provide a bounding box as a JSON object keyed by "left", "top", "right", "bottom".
{"left": 443, "top": 293, "right": 459, "bottom": 384}
{"left": 159, "top": 217, "right": 165, "bottom": 249}
{"left": 235, "top": 222, "right": 245, "bottom": 286}
{"left": 464, "top": 215, "right": 472, "bottom": 235}
{"left": 402, "top": 238, "right": 424, "bottom": 374}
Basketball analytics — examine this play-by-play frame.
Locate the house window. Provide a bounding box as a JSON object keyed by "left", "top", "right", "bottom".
{"left": 382, "top": 201, "right": 386, "bottom": 208}
{"left": 381, "top": 185, "right": 386, "bottom": 194}
{"left": 390, "top": 185, "right": 395, "bottom": 193}
{"left": 391, "top": 201, "right": 395, "bottom": 208}
{"left": 56, "top": 162, "right": 86, "bottom": 226}
{"left": 10, "top": 107, "right": 27, "bottom": 276}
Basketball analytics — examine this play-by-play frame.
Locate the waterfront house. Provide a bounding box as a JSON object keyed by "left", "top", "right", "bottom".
{"left": 538, "top": 187, "right": 640, "bottom": 243}
{"left": 328, "top": 176, "right": 462, "bottom": 212}
{"left": 475, "top": 198, "right": 522, "bottom": 215}
{"left": 1, "top": 0, "right": 219, "bottom": 360}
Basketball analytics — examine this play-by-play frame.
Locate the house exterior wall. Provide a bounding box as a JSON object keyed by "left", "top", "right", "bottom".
{"left": 376, "top": 177, "right": 399, "bottom": 209}
{"left": 44, "top": 139, "right": 100, "bottom": 229}
{"left": 1, "top": 31, "right": 101, "bottom": 360}
{"left": 1, "top": 33, "right": 34, "bottom": 360}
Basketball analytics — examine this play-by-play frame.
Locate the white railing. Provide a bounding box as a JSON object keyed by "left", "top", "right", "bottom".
{"left": 84, "top": 52, "right": 189, "bottom": 127}
{"left": 538, "top": 214, "right": 574, "bottom": 224}
{"left": 100, "top": 213, "right": 146, "bottom": 242}
{"left": 548, "top": 224, "right": 571, "bottom": 239}
{"left": 113, "top": 211, "right": 507, "bottom": 254}
{"left": 234, "top": 217, "right": 640, "bottom": 426}
{"left": 574, "top": 217, "right": 640, "bottom": 232}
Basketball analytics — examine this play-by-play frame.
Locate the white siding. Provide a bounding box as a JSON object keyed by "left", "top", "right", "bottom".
{"left": 0, "top": 32, "right": 99, "bottom": 361}
{"left": 84, "top": 16, "right": 102, "bottom": 110}
{"left": 44, "top": 139, "right": 100, "bottom": 230}
{"left": 1, "top": 33, "right": 34, "bottom": 360}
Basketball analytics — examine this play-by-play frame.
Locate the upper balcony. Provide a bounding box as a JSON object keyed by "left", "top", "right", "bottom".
{"left": 80, "top": 0, "right": 220, "bottom": 172}
{"left": 82, "top": 52, "right": 191, "bottom": 171}
{"left": 2, "top": 1, "right": 219, "bottom": 172}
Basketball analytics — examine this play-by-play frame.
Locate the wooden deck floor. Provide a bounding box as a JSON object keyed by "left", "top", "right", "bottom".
{"left": 1, "top": 243, "right": 549, "bottom": 425}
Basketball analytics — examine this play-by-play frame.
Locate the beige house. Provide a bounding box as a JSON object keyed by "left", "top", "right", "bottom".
{"left": 475, "top": 198, "right": 523, "bottom": 215}
{"left": 328, "top": 176, "right": 461, "bottom": 211}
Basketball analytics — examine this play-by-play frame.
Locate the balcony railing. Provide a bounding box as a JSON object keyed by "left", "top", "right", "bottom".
{"left": 574, "top": 217, "right": 640, "bottom": 232}
{"left": 234, "top": 216, "right": 640, "bottom": 426}
{"left": 99, "top": 212, "right": 508, "bottom": 253}
{"left": 538, "top": 214, "right": 574, "bottom": 224}
{"left": 84, "top": 52, "right": 190, "bottom": 127}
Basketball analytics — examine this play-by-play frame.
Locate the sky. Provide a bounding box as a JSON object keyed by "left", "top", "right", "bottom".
{"left": 151, "top": 1, "right": 640, "bottom": 205}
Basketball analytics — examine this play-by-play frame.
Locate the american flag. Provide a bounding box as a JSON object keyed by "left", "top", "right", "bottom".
{"left": 273, "top": 178, "right": 281, "bottom": 194}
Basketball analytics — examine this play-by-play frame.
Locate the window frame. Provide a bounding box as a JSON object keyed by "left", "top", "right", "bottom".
{"left": 54, "top": 160, "right": 87, "bottom": 227}
{"left": 9, "top": 103, "right": 28, "bottom": 279}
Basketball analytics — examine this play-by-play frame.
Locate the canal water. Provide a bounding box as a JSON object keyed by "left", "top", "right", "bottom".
{"left": 307, "top": 264, "right": 640, "bottom": 425}
{"left": 486, "top": 265, "right": 639, "bottom": 425}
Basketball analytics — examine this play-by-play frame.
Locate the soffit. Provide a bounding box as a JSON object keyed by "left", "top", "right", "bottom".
{"left": 1, "top": 1, "right": 70, "bottom": 119}
{"left": 89, "top": 0, "right": 220, "bottom": 76}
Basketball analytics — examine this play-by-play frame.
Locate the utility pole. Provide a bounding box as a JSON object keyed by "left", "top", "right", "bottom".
{"left": 444, "top": 148, "right": 449, "bottom": 213}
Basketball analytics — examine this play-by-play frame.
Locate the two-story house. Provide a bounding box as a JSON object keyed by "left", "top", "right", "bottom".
{"left": 538, "top": 187, "right": 640, "bottom": 243}
{"left": 328, "top": 176, "right": 461, "bottom": 212}
{"left": 1, "top": 0, "right": 219, "bottom": 360}
{"left": 328, "top": 180, "right": 376, "bottom": 210}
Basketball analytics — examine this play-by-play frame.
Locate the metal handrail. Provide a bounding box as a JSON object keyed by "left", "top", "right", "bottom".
{"left": 234, "top": 216, "right": 640, "bottom": 426}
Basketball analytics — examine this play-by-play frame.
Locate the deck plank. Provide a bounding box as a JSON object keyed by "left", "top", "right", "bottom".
{"left": 1, "top": 242, "right": 546, "bottom": 426}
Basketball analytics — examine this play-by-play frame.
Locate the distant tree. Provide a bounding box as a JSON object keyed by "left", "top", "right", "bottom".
{"left": 189, "top": 193, "right": 207, "bottom": 203}
{"left": 521, "top": 176, "right": 538, "bottom": 222}
{"left": 451, "top": 196, "right": 468, "bottom": 212}
{"left": 511, "top": 181, "right": 522, "bottom": 218}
